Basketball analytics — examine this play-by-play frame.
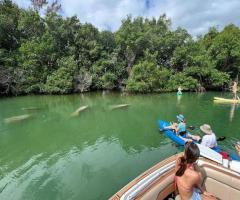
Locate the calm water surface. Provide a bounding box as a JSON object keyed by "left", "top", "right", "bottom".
{"left": 0, "top": 92, "right": 239, "bottom": 200}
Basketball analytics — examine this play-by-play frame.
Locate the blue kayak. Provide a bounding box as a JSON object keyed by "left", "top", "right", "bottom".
{"left": 158, "top": 120, "right": 240, "bottom": 161}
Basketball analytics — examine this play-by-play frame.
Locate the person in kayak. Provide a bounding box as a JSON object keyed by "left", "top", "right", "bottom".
{"left": 162, "top": 114, "right": 201, "bottom": 142}
{"left": 176, "top": 114, "right": 186, "bottom": 135}
{"left": 199, "top": 124, "right": 217, "bottom": 149}
{"left": 163, "top": 114, "right": 186, "bottom": 135}
{"left": 175, "top": 142, "right": 216, "bottom": 200}
{"left": 232, "top": 81, "right": 239, "bottom": 100}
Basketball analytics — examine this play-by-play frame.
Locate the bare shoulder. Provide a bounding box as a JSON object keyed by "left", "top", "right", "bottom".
{"left": 186, "top": 169, "right": 200, "bottom": 183}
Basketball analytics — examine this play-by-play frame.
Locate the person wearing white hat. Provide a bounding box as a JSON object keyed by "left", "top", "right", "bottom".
{"left": 200, "top": 124, "right": 217, "bottom": 148}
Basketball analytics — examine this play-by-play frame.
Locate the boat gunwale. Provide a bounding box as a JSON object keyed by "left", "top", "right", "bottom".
{"left": 109, "top": 154, "right": 179, "bottom": 199}
{"left": 109, "top": 154, "right": 240, "bottom": 200}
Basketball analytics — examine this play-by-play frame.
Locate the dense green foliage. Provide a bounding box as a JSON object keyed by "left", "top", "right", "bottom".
{"left": 0, "top": 0, "right": 239, "bottom": 95}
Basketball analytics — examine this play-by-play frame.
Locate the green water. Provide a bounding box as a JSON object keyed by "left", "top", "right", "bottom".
{"left": 0, "top": 92, "right": 239, "bottom": 200}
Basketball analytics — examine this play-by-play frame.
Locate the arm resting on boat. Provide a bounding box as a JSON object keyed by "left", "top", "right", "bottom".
{"left": 193, "top": 163, "right": 217, "bottom": 199}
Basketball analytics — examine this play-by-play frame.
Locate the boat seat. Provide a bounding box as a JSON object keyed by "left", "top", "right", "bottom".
{"left": 111, "top": 155, "right": 240, "bottom": 200}
{"left": 201, "top": 167, "right": 240, "bottom": 200}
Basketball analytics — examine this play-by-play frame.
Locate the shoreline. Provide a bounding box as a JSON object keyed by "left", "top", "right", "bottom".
{"left": 0, "top": 90, "right": 232, "bottom": 99}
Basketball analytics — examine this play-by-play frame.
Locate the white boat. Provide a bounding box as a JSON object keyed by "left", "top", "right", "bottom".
{"left": 110, "top": 144, "right": 240, "bottom": 200}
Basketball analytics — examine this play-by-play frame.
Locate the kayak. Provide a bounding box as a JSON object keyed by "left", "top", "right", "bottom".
{"left": 214, "top": 97, "right": 240, "bottom": 103}
{"left": 158, "top": 120, "right": 240, "bottom": 161}
{"left": 159, "top": 120, "right": 185, "bottom": 146}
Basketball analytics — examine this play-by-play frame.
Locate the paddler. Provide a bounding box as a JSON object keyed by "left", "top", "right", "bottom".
{"left": 199, "top": 124, "right": 218, "bottom": 149}
{"left": 177, "top": 86, "right": 182, "bottom": 95}
{"left": 163, "top": 114, "right": 186, "bottom": 135}
{"left": 174, "top": 114, "right": 201, "bottom": 142}
{"left": 232, "top": 81, "right": 239, "bottom": 100}
{"left": 162, "top": 114, "right": 200, "bottom": 141}
{"left": 163, "top": 114, "right": 200, "bottom": 141}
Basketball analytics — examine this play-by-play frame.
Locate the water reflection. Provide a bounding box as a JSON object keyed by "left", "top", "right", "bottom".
{"left": 0, "top": 138, "right": 178, "bottom": 200}
{"left": 177, "top": 94, "right": 182, "bottom": 105}
{"left": 229, "top": 103, "right": 237, "bottom": 122}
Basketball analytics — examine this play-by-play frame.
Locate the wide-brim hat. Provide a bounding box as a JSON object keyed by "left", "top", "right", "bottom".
{"left": 176, "top": 114, "right": 185, "bottom": 122}
{"left": 200, "top": 124, "right": 213, "bottom": 134}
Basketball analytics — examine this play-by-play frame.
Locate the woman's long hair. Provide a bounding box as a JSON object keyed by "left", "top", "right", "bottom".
{"left": 175, "top": 142, "right": 200, "bottom": 176}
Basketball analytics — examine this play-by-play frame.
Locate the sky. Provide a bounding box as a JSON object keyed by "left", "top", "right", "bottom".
{"left": 13, "top": 0, "right": 240, "bottom": 36}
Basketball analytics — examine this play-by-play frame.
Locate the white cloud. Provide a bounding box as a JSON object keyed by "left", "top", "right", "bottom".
{"left": 13, "top": 0, "right": 31, "bottom": 8}
{"left": 60, "top": 0, "right": 148, "bottom": 31}
{"left": 13, "top": 0, "right": 240, "bottom": 36}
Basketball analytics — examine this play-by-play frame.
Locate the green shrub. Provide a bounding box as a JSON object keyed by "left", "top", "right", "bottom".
{"left": 167, "top": 73, "right": 198, "bottom": 91}
{"left": 44, "top": 56, "right": 77, "bottom": 94}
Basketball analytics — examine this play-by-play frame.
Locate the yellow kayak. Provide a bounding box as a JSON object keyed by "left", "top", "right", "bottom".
{"left": 214, "top": 97, "right": 240, "bottom": 103}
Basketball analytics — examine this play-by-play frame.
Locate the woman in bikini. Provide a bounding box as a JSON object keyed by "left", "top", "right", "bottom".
{"left": 175, "top": 142, "right": 216, "bottom": 200}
